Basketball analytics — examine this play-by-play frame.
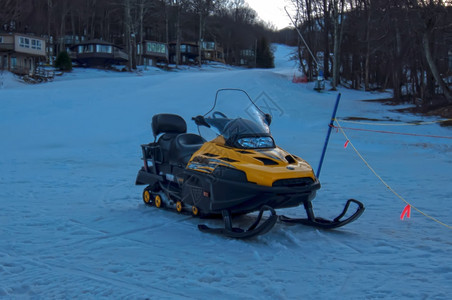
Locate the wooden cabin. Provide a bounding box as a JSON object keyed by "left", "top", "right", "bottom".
{"left": 168, "top": 42, "right": 199, "bottom": 65}
{"left": 239, "top": 49, "right": 256, "bottom": 68}
{"left": 69, "top": 39, "right": 129, "bottom": 67}
{"left": 0, "top": 33, "right": 46, "bottom": 75}
{"left": 201, "top": 41, "right": 225, "bottom": 64}
{"left": 140, "top": 41, "right": 168, "bottom": 66}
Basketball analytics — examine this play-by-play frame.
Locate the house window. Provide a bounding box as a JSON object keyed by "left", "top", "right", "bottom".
{"left": 0, "top": 36, "right": 3, "bottom": 43}
{"left": 83, "top": 45, "right": 94, "bottom": 53}
{"left": 19, "top": 37, "right": 30, "bottom": 48}
{"left": 202, "top": 42, "right": 215, "bottom": 50}
{"left": 11, "top": 57, "right": 17, "bottom": 68}
{"left": 31, "top": 39, "right": 42, "bottom": 50}
{"left": 96, "top": 44, "right": 112, "bottom": 53}
{"left": 147, "top": 42, "right": 166, "bottom": 54}
{"left": 240, "top": 49, "right": 254, "bottom": 57}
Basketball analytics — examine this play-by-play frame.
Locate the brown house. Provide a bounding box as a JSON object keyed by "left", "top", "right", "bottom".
{"left": 0, "top": 33, "right": 47, "bottom": 75}
{"left": 201, "top": 41, "right": 225, "bottom": 64}
{"left": 168, "top": 41, "right": 225, "bottom": 65}
{"left": 169, "top": 42, "right": 199, "bottom": 65}
{"left": 239, "top": 49, "right": 256, "bottom": 67}
{"left": 140, "top": 41, "right": 168, "bottom": 66}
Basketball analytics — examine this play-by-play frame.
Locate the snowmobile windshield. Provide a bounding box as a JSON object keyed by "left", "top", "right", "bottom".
{"left": 202, "top": 89, "right": 275, "bottom": 149}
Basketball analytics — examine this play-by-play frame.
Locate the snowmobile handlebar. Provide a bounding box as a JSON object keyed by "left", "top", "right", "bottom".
{"left": 192, "top": 115, "right": 210, "bottom": 128}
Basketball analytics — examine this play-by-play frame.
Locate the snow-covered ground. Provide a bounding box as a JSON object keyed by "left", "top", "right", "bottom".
{"left": 1, "top": 45, "right": 451, "bottom": 299}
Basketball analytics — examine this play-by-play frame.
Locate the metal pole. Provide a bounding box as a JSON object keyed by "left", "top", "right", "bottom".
{"left": 316, "top": 93, "right": 341, "bottom": 178}
{"left": 284, "top": 6, "right": 319, "bottom": 68}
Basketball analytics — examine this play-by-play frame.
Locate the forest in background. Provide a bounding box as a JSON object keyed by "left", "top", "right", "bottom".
{"left": 274, "top": 0, "right": 452, "bottom": 110}
{"left": 1, "top": 0, "right": 452, "bottom": 111}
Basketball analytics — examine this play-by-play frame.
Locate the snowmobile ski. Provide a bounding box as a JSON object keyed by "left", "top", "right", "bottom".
{"left": 198, "top": 206, "right": 277, "bottom": 239}
{"left": 279, "top": 199, "right": 365, "bottom": 229}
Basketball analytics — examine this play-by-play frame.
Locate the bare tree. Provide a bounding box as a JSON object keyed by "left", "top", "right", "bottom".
{"left": 331, "top": 0, "right": 345, "bottom": 90}
{"left": 124, "top": 0, "right": 134, "bottom": 70}
{"left": 415, "top": 0, "right": 452, "bottom": 103}
{"left": 191, "top": 0, "right": 217, "bottom": 66}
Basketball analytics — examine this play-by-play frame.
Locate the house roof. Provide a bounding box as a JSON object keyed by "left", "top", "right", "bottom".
{"left": 0, "top": 32, "right": 46, "bottom": 41}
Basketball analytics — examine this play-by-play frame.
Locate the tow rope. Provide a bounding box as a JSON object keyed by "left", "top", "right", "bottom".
{"left": 330, "top": 123, "right": 452, "bottom": 140}
{"left": 334, "top": 118, "right": 452, "bottom": 230}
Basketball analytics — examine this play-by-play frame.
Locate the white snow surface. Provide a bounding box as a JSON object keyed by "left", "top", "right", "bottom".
{"left": 1, "top": 45, "right": 452, "bottom": 299}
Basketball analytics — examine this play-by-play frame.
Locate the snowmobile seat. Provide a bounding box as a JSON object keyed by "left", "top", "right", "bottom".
{"left": 152, "top": 114, "right": 187, "bottom": 163}
{"left": 151, "top": 113, "right": 205, "bottom": 166}
{"left": 152, "top": 113, "right": 187, "bottom": 138}
{"left": 155, "top": 133, "right": 177, "bottom": 163}
{"left": 170, "top": 133, "right": 206, "bottom": 166}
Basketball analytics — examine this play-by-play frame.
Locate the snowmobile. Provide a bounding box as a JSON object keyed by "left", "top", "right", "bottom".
{"left": 135, "top": 88, "right": 364, "bottom": 238}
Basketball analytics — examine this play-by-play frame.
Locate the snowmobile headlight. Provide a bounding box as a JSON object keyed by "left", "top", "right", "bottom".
{"left": 237, "top": 137, "right": 275, "bottom": 149}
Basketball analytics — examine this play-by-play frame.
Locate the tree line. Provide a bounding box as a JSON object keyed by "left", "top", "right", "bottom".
{"left": 3, "top": 0, "right": 450, "bottom": 107}
{"left": 275, "top": 0, "right": 452, "bottom": 106}
{"left": 0, "top": 0, "right": 275, "bottom": 68}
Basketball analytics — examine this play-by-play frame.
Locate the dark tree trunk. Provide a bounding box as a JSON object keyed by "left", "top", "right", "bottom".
{"left": 423, "top": 29, "right": 452, "bottom": 103}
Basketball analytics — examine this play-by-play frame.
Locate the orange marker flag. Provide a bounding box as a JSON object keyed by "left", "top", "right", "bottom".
{"left": 400, "top": 204, "right": 411, "bottom": 220}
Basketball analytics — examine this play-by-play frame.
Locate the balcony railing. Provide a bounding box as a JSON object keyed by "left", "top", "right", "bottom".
{"left": 0, "top": 43, "right": 14, "bottom": 51}
{"left": 113, "top": 50, "right": 129, "bottom": 61}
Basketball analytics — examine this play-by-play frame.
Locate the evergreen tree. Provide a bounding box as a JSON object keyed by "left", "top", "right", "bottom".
{"left": 55, "top": 51, "right": 72, "bottom": 71}
{"left": 256, "top": 37, "right": 274, "bottom": 69}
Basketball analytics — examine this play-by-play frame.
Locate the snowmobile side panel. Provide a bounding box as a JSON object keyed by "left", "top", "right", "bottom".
{"left": 181, "top": 169, "right": 320, "bottom": 215}
{"left": 136, "top": 168, "right": 163, "bottom": 185}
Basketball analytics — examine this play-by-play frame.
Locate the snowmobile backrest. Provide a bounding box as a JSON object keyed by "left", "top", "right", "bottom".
{"left": 152, "top": 114, "right": 187, "bottom": 138}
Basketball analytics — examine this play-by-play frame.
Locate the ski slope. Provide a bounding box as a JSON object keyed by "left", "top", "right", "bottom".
{"left": 1, "top": 45, "right": 451, "bottom": 299}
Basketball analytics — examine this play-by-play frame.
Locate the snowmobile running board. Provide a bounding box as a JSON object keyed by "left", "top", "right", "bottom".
{"left": 198, "top": 206, "right": 278, "bottom": 239}
{"left": 279, "top": 199, "right": 365, "bottom": 229}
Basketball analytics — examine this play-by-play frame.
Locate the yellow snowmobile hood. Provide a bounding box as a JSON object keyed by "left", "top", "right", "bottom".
{"left": 187, "top": 137, "right": 316, "bottom": 187}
